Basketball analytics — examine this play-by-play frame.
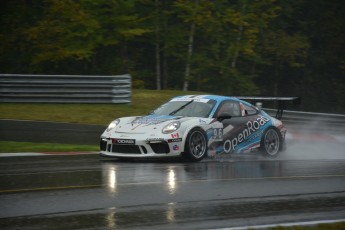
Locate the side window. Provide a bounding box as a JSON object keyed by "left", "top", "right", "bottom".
{"left": 217, "top": 101, "right": 241, "bottom": 117}
{"left": 242, "top": 103, "right": 258, "bottom": 116}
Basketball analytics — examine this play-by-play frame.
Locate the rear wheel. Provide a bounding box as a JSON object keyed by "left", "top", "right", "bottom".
{"left": 260, "top": 127, "right": 282, "bottom": 157}
{"left": 183, "top": 128, "right": 207, "bottom": 162}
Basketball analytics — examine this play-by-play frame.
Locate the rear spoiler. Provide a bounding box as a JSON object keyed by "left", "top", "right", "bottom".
{"left": 236, "top": 96, "right": 301, "bottom": 120}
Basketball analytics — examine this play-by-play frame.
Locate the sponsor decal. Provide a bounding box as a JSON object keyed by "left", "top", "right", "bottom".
{"left": 213, "top": 128, "right": 223, "bottom": 139}
{"left": 146, "top": 138, "right": 164, "bottom": 142}
{"left": 112, "top": 138, "right": 135, "bottom": 145}
{"left": 168, "top": 138, "right": 182, "bottom": 143}
{"left": 173, "top": 145, "right": 180, "bottom": 151}
{"left": 171, "top": 97, "right": 210, "bottom": 103}
{"left": 131, "top": 116, "right": 173, "bottom": 126}
{"left": 223, "top": 115, "right": 270, "bottom": 153}
{"left": 199, "top": 119, "right": 207, "bottom": 124}
{"left": 171, "top": 133, "right": 180, "bottom": 138}
{"left": 242, "top": 130, "right": 263, "bottom": 145}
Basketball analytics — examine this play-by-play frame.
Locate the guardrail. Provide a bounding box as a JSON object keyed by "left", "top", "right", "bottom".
{"left": 0, "top": 74, "right": 131, "bottom": 103}
{"left": 263, "top": 108, "right": 345, "bottom": 134}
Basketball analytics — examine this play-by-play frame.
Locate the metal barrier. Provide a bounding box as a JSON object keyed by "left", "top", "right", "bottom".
{"left": 0, "top": 74, "right": 131, "bottom": 103}
{"left": 263, "top": 108, "right": 345, "bottom": 134}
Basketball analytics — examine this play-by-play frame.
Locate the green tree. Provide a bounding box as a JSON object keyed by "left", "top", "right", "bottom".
{"left": 0, "top": 0, "right": 40, "bottom": 73}
{"left": 182, "top": 0, "right": 280, "bottom": 95}
{"left": 1, "top": 0, "right": 345, "bottom": 113}
{"left": 259, "top": 30, "right": 309, "bottom": 96}
{"left": 26, "top": 0, "right": 149, "bottom": 73}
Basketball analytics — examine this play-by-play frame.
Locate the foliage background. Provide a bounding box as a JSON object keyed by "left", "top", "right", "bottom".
{"left": 1, "top": 0, "right": 344, "bottom": 113}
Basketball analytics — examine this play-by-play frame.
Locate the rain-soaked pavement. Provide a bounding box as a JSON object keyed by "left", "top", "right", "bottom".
{"left": 1, "top": 144, "right": 345, "bottom": 229}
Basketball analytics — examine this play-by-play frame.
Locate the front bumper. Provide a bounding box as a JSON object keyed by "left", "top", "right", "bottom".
{"left": 100, "top": 136, "right": 183, "bottom": 158}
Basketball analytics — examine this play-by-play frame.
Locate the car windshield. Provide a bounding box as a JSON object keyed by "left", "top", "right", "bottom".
{"left": 152, "top": 99, "right": 216, "bottom": 118}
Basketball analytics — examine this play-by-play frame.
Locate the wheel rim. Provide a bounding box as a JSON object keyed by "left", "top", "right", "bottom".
{"left": 189, "top": 131, "right": 206, "bottom": 158}
{"left": 264, "top": 129, "right": 280, "bottom": 156}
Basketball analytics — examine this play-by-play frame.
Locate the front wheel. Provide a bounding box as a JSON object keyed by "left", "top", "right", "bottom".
{"left": 260, "top": 127, "right": 282, "bottom": 158}
{"left": 183, "top": 128, "right": 208, "bottom": 162}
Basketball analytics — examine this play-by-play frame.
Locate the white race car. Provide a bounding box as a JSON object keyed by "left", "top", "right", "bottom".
{"left": 100, "top": 95, "right": 296, "bottom": 162}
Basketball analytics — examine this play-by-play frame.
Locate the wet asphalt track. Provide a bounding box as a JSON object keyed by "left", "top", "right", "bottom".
{"left": 0, "top": 119, "right": 105, "bottom": 145}
{"left": 1, "top": 119, "right": 345, "bottom": 229}
{"left": 1, "top": 153, "right": 345, "bottom": 230}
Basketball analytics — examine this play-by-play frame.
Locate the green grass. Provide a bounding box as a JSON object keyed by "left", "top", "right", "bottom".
{"left": 0, "top": 141, "right": 98, "bottom": 153}
{"left": 0, "top": 89, "right": 203, "bottom": 152}
{"left": 0, "top": 89, "right": 202, "bottom": 125}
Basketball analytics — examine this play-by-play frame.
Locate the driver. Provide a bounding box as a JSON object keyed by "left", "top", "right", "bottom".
{"left": 217, "top": 102, "right": 241, "bottom": 117}
{"left": 193, "top": 103, "right": 211, "bottom": 117}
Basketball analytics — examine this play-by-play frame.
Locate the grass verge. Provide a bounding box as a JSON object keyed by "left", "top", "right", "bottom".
{"left": 0, "top": 141, "right": 98, "bottom": 153}
{"left": 0, "top": 89, "right": 204, "bottom": 152}
{"left": 0, "top": 89, "right": 202, "bottom": 125}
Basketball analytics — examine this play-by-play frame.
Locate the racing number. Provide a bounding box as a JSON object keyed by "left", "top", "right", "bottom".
{"left": 213, "top": 128, "right": 223, "bottom": 140}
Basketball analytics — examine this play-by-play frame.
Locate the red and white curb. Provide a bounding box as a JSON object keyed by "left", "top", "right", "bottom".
{"left": 286, "top": 132, "right": 345, "bottom": 143}
{"left": 210, "top": 219, "right": 345, "bottom": 230}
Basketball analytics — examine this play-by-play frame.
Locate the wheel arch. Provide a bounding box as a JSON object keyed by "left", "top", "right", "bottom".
{"left": 260, "top": 125, "right": 284, "bottom": 156}
{"left": 181, "top": 125, "right": 206, "bottom": 153}
{"left": 267, "top": 125, "right": 284, "bottom": 150}
{"left": 181, "top": 126, "right": 208, "bottom": 161}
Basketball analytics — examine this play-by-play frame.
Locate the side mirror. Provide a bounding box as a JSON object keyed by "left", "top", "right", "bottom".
{"left": 217, "top": 113, "right": 232, "bottom": 121}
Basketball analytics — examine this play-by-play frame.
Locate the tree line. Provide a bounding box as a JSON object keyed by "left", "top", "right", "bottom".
{"left": 1, "top": 0, "right": 344, "bottom": 113}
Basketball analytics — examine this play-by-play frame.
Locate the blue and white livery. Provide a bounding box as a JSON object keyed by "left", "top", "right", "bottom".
{"left": 100, "top": 95, "right": 287, "bottom": 161}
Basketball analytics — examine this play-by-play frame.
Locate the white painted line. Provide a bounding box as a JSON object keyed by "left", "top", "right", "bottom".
{"left": 0, "top": 152, "right": 98, "bottom": 157}
{"left": 0, "top": 152, "right": 46, "bottom": 157}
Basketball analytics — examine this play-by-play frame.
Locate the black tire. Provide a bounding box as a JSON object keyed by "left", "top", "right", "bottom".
{"left": 183, "top": 128, "right": 208, "bottom": 162}
{"left": 260, "top": 127, "right": 282, "bottom": 158}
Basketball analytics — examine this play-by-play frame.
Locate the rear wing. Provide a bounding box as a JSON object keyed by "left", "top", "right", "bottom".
{"left": 236, "top": 96, "right": 301, "bottom": 120}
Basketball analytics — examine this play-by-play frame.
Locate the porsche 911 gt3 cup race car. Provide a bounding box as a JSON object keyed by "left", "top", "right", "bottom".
{"left": 100, "top": 95, "right": 297, "bottom": 162}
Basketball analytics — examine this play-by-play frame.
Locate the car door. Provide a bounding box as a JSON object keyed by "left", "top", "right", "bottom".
{"left": 235, "top": 103, "right": 271, "bottom": 153}
{"left": 215, "top": 100, "right": 270, "bottom": 154}
{"left": 214, "top": 100, "right": 248, "bottom": 153}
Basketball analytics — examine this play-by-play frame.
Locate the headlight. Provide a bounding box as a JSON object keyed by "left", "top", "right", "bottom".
{"left": 106, "top": 119, "right": 120, "bottom": 132}
{"left": 162, "top": 121, "right": 180, "bottom": 134}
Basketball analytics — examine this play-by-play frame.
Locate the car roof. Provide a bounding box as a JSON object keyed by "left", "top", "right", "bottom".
{"left": 172, "top": 95, "right": 248, "bottom": 104}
